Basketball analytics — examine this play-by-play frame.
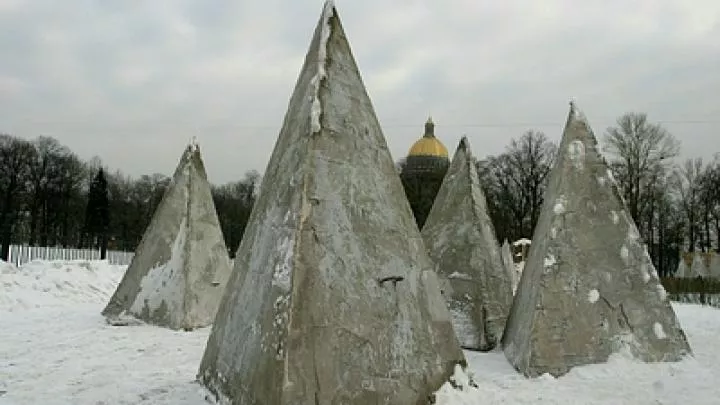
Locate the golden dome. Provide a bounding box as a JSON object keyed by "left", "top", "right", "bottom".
{"left": 408, "top": 117, "right": 449, "bottom": 158}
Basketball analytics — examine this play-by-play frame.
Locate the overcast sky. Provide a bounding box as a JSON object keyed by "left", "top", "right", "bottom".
{"left": 0, "top": 0, "right": 718, "bottom": 183}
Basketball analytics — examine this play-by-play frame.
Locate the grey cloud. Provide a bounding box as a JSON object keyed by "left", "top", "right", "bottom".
{"left": 0, "top": 0, "right": 718, "bottom": 183}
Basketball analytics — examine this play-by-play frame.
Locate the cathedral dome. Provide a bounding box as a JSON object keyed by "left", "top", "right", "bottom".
{"left": 408, "top": 117, "right": 449, "bottom": 158}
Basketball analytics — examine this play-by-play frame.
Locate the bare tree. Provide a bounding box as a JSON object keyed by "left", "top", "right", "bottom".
{"left": 212, "top": 170, "right": 260, "bottom": 256}
{"left": 673, "top": 158, "right": 705, "bottom": 252}
{"left": 0, "top": 134, "right": 35, "bottom": 259}
{"left": 26, "top": 136, "right": 70, "bottom": 245}
{"left": 699, "top": 156, "right": 720, "bottom": 251}
{"left": 478, "top": 130, "right": 556, "bottom": 242}
{"left": 54, "top": 152, "right": 86, "bottom": 247}
{"left": 603, "top": 113, "right": 680, "bottom": 224}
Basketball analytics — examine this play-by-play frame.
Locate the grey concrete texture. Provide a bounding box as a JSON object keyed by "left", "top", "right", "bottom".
{"left": 421, "top": 137, "right": 513, "bottom": 351}
{"left": 197, "top": 3, "right": 466, "bottom": 405}
{"left": 502, "top": 102, "right": 692, "bottom": 378}
{"left": 102, "top": 143, "right": 232, "bottom": 331}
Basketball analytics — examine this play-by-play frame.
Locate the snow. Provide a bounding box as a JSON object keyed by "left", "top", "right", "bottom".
{"left": 544, "top": 255, "right": 556, "bottom": 268}
{"left": 0, "top": 259, "right": 125, "bottom": 312}
{"left": 654, "top": 322, "right": 667, "bottom": 340}
{"left": 620, "top": 245, "right": 630, "bottom": 264}
{"left": 513, "top": 238, "right": 531, "bottom": 247}
{"left": 588, "top": 289, "right": 600, "bottom": 303}
{"left": 567, "top": 140, "right": 586, "bottom": 169}
{"left": 129, "top": 219, "right": 187, "bottom": 317}
{"left": 309, "top": 0, "right": 334, "bottom": 134}
{"left": 272, "top": 232, "right": 295, "bottom": 292}
{"left": 448, "top": 271, "right": 473, "bottom": 280}
{"left": 3, "top": 260, "right": 720, "bottom": 404}
{"left": 627, "top": 224, "right": 640, "bottom": 241}
{"left": 553, "top": 196, "right": 567, "bottom": 215}
{"left": 449, "top": 307, "right": 480, "bottom": 349}
{"left": 610, "top": 210, "right": 620, "bottom": 224}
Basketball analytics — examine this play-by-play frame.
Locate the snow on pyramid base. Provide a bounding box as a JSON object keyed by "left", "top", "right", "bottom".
{"left": 197, "top": 2, "right": 466, "bottom": 404}
{"left": 102, "top": 143, "right": 232, "bottom": 331}
{"left": 421, "top": 137, "right": 513, "bottom": 351}
{"left": 502, "top": 102, "right": 691, "bottom": 378}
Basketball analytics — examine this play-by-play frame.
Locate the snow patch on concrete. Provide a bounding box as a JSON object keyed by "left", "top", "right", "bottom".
{"left": 654, "top": 322, "right": 667, "bottom": 339}
{"left": 553, "top": 196, "right": 567, "bottom": 215}
{"left": 271, "top": 233, "right": 294, "bottom": 292}
{"left": 130, "top": 218, "right": 187, "bottom": 317}
{"left": 588, "top": 289, "right": 600, "bottom": 303}
{"left": 449, "top": 306, "right": 480, "bottom": 349}
{"left": 448, "top": 272, "right": 473, "bottom": 281}
{"left": 640, "top": 261, "right": 651, "bottom": 283}
{"left": 627, "top": 224, "right": 640, "bottom": 241}
{"left": 568, "top": 140, "right": 586, "bottom": 169}
{"left": 309, "top": 0, "right": 334, "bottom": 134}
{"left": 620, "top": 245, "right": 630, "bottom": 264}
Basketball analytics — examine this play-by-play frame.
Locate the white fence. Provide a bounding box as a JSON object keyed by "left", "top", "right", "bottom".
{"left": 7, "top": 245, "right": 134, "bottom": 267}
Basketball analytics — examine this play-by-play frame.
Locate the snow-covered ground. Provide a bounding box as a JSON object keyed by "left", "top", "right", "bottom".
{"left": 1, "top": 260, "right": 719, "bottom": 405}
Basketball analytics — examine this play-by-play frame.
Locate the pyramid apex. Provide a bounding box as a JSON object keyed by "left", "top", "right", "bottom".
{"left": 309, "top": 0, "right": 336, "bottom": 134}
{"left": 567, "top": 98, "right": 589, "bottom": 125}
{"left": 188, "top": 136, "right": 199, "bottom": 152}
{"left": 457, "top": 136, "right": 472, "bottom": 154}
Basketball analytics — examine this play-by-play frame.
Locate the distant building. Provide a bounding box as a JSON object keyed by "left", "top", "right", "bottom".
{"left": 403, "top": 117, "right": 450, "bottom": 174}
{"left": 400, "top": 117, "right": 450, "bottom": 228}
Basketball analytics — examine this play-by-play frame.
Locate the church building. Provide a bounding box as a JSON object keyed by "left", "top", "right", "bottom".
{"left": 400, "top": 117, "right": 451, "bottom": 228}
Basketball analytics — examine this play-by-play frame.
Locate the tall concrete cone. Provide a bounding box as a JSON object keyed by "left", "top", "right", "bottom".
{"left": 502, "top": 101, "right": 692, "bottom": 377}
{"left": 421, "top": 137, "right": 513, "bottom": 351}
{"left": 197, "top": 2, "right": 466, "bottom": 404}
{"left": 102, "top": 141, "right": 232, "bottom": 331}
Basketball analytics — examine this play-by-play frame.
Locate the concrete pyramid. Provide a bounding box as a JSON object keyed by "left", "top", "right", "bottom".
{"left": 102, "top": 141, "right": 232, "bottom": 331}
{"left": 421, "top": 137, "right": 513, "bottom": 351}
{"left": 502, "top": 102, "right": 692, "bottom": 377}
{"left": 197, "top": 3, "right": 466, "bottom": 404}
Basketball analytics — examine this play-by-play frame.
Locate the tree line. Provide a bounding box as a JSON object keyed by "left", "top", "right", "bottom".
{"left": 2, "top": 112, "right": 718, "bottom": 277}
{"left": 398, "top": 113, "right": 719, "bottom": 278}
{"left": 0, "top": 134, "right": 258, "bottom": 260}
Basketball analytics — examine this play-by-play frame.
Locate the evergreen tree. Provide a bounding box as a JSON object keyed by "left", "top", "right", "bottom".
{"left": 84, "top": 168, "right": 110, "bottom": 259}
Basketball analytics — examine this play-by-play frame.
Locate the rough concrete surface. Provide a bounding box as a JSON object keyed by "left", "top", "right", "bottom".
{"left": 421, "top": 137, "right": 513, "bottom": 351}
{"left": 502, "top": 102, "right": 692, "bottom": 378}
{"left": 102, "top": 142, "right": 232, "bottom": 331}
{"left": 197, "top": 3, "right": 466, "bottom": 405}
